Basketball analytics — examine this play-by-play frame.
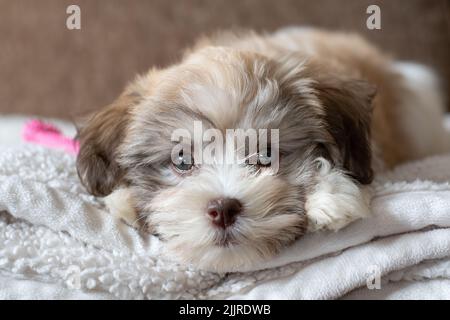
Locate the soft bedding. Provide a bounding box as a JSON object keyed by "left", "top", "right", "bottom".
{"left": 1, "top": 115, "right": 450, "bottom": 299}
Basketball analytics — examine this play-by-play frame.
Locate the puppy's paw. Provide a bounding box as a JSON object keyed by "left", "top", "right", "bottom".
{"left": 305, "top": 159, "right": 372, "bottom": 232}
{"left": 103, "top": 188, "right": 138, "bottom": 226}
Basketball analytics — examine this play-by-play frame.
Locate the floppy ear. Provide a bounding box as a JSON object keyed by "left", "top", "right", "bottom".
{"left": 76, "top": 92, "right": 138, "bottom": 196}
{"left": 314, "top": 77, "right": 376, "bottom": 185}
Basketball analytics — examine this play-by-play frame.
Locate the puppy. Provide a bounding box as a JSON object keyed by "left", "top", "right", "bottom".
{"left": 76, "top": 28, "right": 450, "bottom": 272}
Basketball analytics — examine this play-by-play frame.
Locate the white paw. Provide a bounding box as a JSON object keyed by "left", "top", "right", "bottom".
{"left": 103, "top": 188, "right": 138, "bottom": 226}
{"left": 306, "top": 159, "right": 372, "bottom": 232}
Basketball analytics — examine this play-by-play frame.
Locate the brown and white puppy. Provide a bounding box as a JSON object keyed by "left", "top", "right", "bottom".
{"left": 76, "top": 28, "right": 450, "bottom": 272}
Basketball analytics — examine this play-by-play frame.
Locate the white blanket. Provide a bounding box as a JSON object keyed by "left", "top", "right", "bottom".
{"left": 1, "top": 116, "right": 450, "bottom": 299}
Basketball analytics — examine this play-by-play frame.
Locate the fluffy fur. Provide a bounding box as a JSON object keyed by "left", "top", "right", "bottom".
{"left": 76, "top": 28, "right": 449, "bottom": 272}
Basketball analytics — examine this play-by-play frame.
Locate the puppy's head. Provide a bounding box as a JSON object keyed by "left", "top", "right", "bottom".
{"left": 77, "top": 47, "right": 374, "bottom": 272}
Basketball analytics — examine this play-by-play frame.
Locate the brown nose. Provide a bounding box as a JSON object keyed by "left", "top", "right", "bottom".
{"left": 207, "top": 198, "right": 243, "bottom": 229}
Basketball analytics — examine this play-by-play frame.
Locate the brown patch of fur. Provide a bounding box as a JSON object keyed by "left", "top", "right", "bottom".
{"left": 314, "top": 77, "right": 375, "bottom": 184}
{"left": 76, "top": 87, "right": 141, "bottom": 196}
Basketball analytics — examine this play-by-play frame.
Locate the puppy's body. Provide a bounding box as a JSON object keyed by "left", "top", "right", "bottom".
{"left": 77, "top": 28, "right": 449, "bottom": 272}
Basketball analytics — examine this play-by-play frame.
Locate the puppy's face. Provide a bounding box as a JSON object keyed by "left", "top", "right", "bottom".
{"left": 77, "top": 48, "right": 375, "bottom": 272}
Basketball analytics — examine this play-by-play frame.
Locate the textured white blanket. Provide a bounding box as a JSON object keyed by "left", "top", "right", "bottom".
{"left": 1, "top": 117, "right": 450, "bottom": 299}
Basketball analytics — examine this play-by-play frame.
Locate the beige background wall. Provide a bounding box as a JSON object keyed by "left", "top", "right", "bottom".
{"left": 0, "top": 0, "right": 449, "bottom": 119}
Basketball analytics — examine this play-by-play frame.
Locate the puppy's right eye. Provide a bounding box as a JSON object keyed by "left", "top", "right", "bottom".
{"left": 257, "top": 146, "right": 272, "bottom": 167}
{"left": 172, "top": 151, "right": 194, "bottom": 173}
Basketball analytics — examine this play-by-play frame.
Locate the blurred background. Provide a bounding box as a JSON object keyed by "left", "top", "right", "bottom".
{"left": 0, "top": 0, "right": 449, "bottom": 120}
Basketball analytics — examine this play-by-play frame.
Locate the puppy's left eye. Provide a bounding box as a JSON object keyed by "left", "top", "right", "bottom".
{"left": 172, "top": 151, "right": 194, "bottom": 173}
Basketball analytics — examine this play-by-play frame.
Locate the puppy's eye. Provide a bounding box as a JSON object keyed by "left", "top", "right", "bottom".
{"left": 257, "top": 147, "right": 271, "bottom": 167}
{"left": 172, "top": 151, "right": 194, "bottom": 173}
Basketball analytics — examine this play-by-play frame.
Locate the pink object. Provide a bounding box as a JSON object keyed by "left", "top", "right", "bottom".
{"left": 22, "top": 119, "right": 79, "bottom": 155}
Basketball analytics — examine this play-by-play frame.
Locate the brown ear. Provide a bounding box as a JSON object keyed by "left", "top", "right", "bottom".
{"left": 76, "top": 92, "right": 137, "bottom": 196}
{"left": 315, "top": 77, "right": 376, "bottom": 184}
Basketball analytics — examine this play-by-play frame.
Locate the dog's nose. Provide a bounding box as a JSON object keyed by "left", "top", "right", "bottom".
{"left": 207, "top": 198, "right": 242, "bottom": 229}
